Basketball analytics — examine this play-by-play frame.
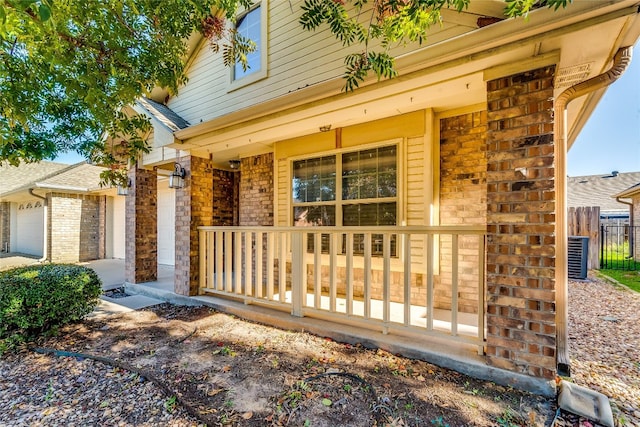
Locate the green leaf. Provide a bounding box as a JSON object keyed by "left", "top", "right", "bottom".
{"left": 322, "top": 398, "right": 332, "bottom": 406}
{"left": 38, "top": 4, "right": 51, "bottom": 22}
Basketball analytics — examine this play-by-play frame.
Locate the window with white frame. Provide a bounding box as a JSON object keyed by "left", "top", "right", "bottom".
{"left": 233, "top": 3, "right": 263, "bottom": 82}
{"left": 292, "top": 144, "right": 398, "bottom": 255}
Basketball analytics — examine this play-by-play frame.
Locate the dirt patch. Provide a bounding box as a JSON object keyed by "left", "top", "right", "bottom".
{"left": 7, "top": 303, "right": 556, "bottom": 426}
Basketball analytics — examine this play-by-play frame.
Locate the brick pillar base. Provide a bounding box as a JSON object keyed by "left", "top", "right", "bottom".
{"left": 125, "top": 166, "right": 157, "bottom": 283}
{"left": 175, "top": 156, "right": 214, "bottom": 296}
{"left": 0, "top": 202, "right": 10, "bottom": 253}
{"left": 485, "top": 65, "right": 557, "bottom": 379}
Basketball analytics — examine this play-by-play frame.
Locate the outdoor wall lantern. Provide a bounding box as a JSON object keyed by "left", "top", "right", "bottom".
{"left": 229, "top": 159, "right": 241, "bottom": 170}
{"left": 116, "top": 178, "right": 131, "bottom": 196}
{"left": 169, "top": 162, "right": 186, "bottom": 189}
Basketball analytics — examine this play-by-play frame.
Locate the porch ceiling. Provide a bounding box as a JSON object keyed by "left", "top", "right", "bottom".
{"left": 171, "top": 3, "right": 640, "bottom": 170}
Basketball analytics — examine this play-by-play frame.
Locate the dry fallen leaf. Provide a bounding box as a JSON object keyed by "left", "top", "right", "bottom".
{"left": 242, "top": 412, "right": 253, "bottom": 420}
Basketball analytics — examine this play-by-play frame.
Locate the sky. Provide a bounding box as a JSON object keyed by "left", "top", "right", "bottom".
{"left": 56, "top": 47, "right": 640, "bottom": 176}
{"left": 567, "top": 45, "right": 640, "bottom": 177}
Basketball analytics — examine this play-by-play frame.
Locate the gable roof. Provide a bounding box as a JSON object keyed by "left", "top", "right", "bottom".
{"left": 136, "top": 97, "right": 190, "bottom": 132}
{"left": 615, "top": 181, "right": 640, "bottom": 199}
{"left": 568, "top": 171, "right": 640, "bottom": 215}
{"left": 35, "top": 162, "right": 107, "bottom": 192}
{"left": 0, "top": 161, "right": 71, "bottom": 196}
{"left": 0, "top": 161, "right": 107, "bottom": 200}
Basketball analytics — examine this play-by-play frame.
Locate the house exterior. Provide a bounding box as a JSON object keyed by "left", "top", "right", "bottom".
{"left": 0, "top": 161, "right": 125, "bottom": 262}
{"left": 568, "top": 171, "right": 640, "bottom": 223}
{"left": 614, "top": 182, "right": 640, "bottom": 261}
{"left": 117, "top": 1, "right": 640, "bottom": 394}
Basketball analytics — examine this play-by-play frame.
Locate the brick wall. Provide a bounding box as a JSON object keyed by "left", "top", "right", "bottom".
{"left": 48, "top": 193, "right": 102, "bottom": 262}
{"left": 175, "top": 156, "right": 214, "bottom": 295}
{"left": 0, "top": 202, "right": 9, "bottom": 253}
{"left": 212, "top": 169, "right": 238, "bottom": 226}
{"left": 485, "top": 65, "right": 557, "bottom": 379}
{"left": 439, "top": 111, "right": 488, "bottom": 314}
{"left": 125, "top": 166, "right": 158, "bottom": 283}
{"left": 239, "top": 153, "right": 274, "bottom": 226}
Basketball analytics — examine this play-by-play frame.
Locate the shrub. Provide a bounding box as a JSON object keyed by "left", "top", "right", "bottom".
{"left": 0, "top": 264, "right": 102, "bottom": 352}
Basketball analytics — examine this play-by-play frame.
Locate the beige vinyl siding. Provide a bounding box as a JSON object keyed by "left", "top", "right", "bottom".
{"left": 276, "top": 157, "right": 289, "bottom": 226}
{"left": 406, "top": 135, "right": 427, "bottom": 271}
{"left": 167, "top": 2, "right": 491, "bottom": 126}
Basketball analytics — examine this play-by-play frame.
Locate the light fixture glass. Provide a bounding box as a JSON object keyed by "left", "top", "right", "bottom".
{"left": 116, "top": 178, "right": 131, "bottom": 196}
{"left": 229, "top": 159, "right": 241, "bottom": 170}
{"left": 169, "top": 162, "right": 186, "bottom": 189}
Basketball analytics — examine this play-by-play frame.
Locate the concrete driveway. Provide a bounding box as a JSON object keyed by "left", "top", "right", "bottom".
{"left": 0, "top": 253, "right": 39, "bottom": 271}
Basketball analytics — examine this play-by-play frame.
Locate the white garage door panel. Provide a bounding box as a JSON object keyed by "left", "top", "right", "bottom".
{"left": 157, "top": 181, "right": 175, "bottom": 266}
{"left": 112, "top": 196, "right": 126, "bottom": 259}
{"left": 16, "top": 202, "right": 44, "bottom": 257}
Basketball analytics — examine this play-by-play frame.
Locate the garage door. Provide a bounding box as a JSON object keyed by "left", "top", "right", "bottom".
{"left": 15, "top": 200, "right": 44, "bottom": 257}
{"left": 111, "top": 196, "right": 126, "bottom": 259}
{"left": 157, "top": 180, "right": 175, "bottom": 266}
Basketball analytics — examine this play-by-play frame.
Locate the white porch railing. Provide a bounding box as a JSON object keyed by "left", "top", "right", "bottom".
{"left": 199, "top": 226, "right": 486, "bottom": 348}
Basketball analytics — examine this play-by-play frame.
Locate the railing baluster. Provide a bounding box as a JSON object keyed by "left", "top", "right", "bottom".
{"left": 346, "top": 232, "right": 354, "bottom": 316}
{"left": 215, "top": 231, "right": 223, "bottom": 290}
{"left": 244, "top": 231, "right": 252, "bottom": 298}
{"left": 278, "top": 232, "right": 286, "bottom": 302}
{"left": 207, "top": 231, "right": 215, "bottom": 290}
{"left": 477, "top": 234, "right": 486, "bottom": 354}
{"left": 291, "top": 232, "right": 303, "bottom": 317}
{"left": 256, "top": 231, "right": 263, "bottom": 299}
{"left": 234, "top": 231, "right": 242, "bottom": 294}
{"left": 199, "top": 229, "right": 207, "bottom": 292}
{"left": 314, "top": 233, "right": 321, "bottom": 309}
{"left": 364, "top": 232, "right": 371, "bottom": 319}
{"left": 426, "top": 233, "right": 434, "bottom": 331}
{"left": 403, "top": 232, "right": 411, "bottom": 326}
{"left": 224, "top": 231, "right": 232, "bottom": 292}
{"left": 451, "top": 234, "right": 459, "bottom": 336}
{"left": 267, "top": 232, "right": 274, "bottom": 300}
{"left": 330, "top": 232, "right": 337, "bottom": 313}
{"left": 383, "top": 233, "right": 391, "bottom": 334}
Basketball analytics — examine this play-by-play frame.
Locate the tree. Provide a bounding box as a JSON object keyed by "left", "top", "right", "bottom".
{"left": 0, "top": 0, "right": 569, "bottom": 183}
{"left": 300, "top": 0, "right": 571, "bottom": 91}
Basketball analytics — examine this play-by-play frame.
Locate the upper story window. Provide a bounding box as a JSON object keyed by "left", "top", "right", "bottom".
{"left": 229, "top": 1, "right": 267, "bottom": 89}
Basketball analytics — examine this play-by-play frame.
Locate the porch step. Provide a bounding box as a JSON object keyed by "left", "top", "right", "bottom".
{"left": 557, "top": 380, "right": 614, "bottom": 427}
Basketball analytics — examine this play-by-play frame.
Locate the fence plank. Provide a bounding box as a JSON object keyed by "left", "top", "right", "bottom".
{"left": 567, "top": 206, "right": 600, "bottom": 269}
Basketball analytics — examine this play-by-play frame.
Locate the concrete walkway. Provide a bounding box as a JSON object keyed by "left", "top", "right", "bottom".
{"left": 83, "top": 259, "right": 169, "bottom": 317}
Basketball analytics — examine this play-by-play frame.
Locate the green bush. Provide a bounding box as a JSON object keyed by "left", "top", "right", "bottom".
{"left": 0, "top": 264, "right": 102, "bottom": 352}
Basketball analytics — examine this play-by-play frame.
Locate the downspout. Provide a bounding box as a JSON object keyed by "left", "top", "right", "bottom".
{"left": 616, "top": 196, "right": 634, "bottom": 255}
{"left": 555, "top": 46, "right": 632, "bottom": 376}
{"left": 29, "top": 189, "right": 48, "bottom": 262}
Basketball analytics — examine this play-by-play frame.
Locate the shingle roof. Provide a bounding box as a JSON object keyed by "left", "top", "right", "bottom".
{"left": 0, "top": 161, "right": 107, "bottom": 197}
{"left": 136, "top": 97, "right": 190, "bottom": 132}
{"left": 36, "top": 162, "right": 107, "bottom": 192}
{"left": 615, "top": 182, "right": 640, "bottom": 198}
{"left": 568, "top": 171, "right": 640, "bottom": 214}
{"left": 0, "top": 161, "right": 70, "bottom": 196}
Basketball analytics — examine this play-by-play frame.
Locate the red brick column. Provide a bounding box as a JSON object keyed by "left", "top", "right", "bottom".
{"left": 175, "top": 156, "right": 214, "bottom": 296}
{"left": 239, "top": 153, "right": 273, "bottom": 226}
{"left": 485, "top": 65, "right": 557, "bottom": 379}
{"left": 125, "top": 166, "right": 157, "bottom": 283}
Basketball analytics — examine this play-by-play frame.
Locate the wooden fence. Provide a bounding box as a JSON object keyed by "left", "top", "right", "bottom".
{"left": 568, "top": 206, "right": 600, "bottom": 269}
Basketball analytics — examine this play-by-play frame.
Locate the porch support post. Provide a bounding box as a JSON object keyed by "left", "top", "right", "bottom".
{"left": 174, "top": 155, "right": 214, "bottom": 296}
{"left": 485, "top": 65, "right": 557, "bottom": 381}
{"left": 125, "top": 165, "right": 157, "bottom": 283}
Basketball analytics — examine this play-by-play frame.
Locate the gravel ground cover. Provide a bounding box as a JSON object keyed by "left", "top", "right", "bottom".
{"left": 567, "top": 273, "right": 640, "bottom": 426}
{"left": 0, "top": 273, "right": 637, "bottom": 426}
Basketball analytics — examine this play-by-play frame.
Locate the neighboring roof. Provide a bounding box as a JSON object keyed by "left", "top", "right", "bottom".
{"left": 615, "top": 182, "right": 640, "bottom": 199}
{"left": 0, "top": 161, "right": 70, "bottom": 196}
{"left": 0, "top": 161, "right": 107, "bottom": 199}
{"left": 136, "top": 97, "right": 190, "bottom": 132}
{"left": 568, "top": 171, "right": 640, "bottom": 214}
{"left": 35, "top": 162, "right": 107, "bottom": 192}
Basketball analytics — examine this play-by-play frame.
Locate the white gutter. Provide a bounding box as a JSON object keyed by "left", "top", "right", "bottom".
{"left": 28, "top": 188, "right": 48, "bottom": 262}
{"left": 34, "top": 183, "right": 92, "bottom": 192}
{"left": 554, "top": 46, "right": 633, "bottom": 376}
